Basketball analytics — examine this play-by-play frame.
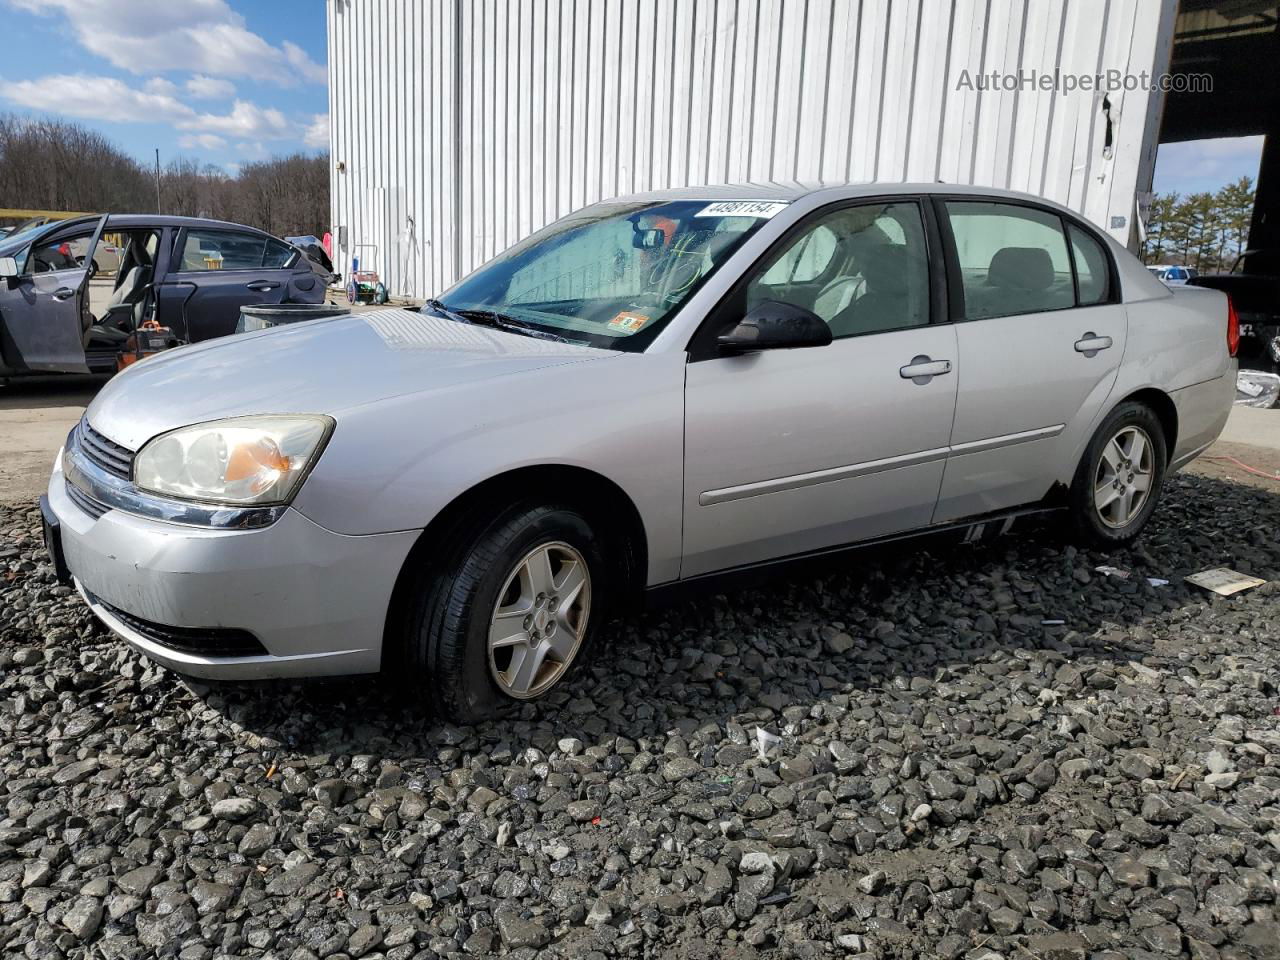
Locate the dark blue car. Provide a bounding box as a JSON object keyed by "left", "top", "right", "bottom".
{"left": 0, "top": 215, "right": 328, "bottom": 377}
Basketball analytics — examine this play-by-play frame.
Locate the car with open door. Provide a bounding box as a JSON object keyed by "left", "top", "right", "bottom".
{"left": 44, "top": 184, "right": 1236, "bottom": 722}
{"left": 0, "top": 215, "right": 326, "bottom": 379}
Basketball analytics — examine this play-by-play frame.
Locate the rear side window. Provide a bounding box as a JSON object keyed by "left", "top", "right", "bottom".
{"left": 944, "top": 201, "right": 1074, "bottom": 320}
{"left": 179, "top": 229, "right": 290, "bottom": 271}
{"left": 1068, "top": 224, "right": 1111, "bottom": 304}
{"left": 264, "top": 238, "right": 295, "bottom": 268}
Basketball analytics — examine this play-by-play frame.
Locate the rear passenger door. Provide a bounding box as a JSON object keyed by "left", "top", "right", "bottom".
{"left": 162, "top": 228, "right": 297, "bottom": 342}
{"left": 933, "top": 199, "right": 1126, "bottom": 522}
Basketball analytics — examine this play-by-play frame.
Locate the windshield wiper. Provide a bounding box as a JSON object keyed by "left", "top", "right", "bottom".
{"left": 423, "top": 298, "right": 468, "bottom": 324}
{"left": 454, "top": 308, "right": 572, "bottom": 343}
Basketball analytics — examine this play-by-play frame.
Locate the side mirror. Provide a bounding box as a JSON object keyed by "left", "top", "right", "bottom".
{"left": 717, "top": 300, "right": 832, "bottom": 354}
{"left": 0, "top": 256, "right": 18, "bottom": 279}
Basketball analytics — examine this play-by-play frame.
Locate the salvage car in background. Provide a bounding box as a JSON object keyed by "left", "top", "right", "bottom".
{"left": 0, "top": 215, "right": 327, "bottom": 378}
{"left": 68, "top": 235, "right": 124, "bottom": 278}
{"left": 44, "top": 183, "right": 1236, "bottom": 721}
{"left": 1191, "top": 249, "right": 1280, "bottom": 371}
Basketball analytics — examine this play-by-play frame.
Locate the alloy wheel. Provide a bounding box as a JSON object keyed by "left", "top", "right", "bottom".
{"left": 1093, "top": 425, "right": 1155, "bottom": 528}
{"left": 487, "top": 541, "right": 591, "bottom": 699}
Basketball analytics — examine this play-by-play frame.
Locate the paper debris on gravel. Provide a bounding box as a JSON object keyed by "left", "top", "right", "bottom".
{"left": 754, "top": 727, "right": 782, "bottom": 761}
{"left": 1095, "top": 565, "right": 1131, "bottom": 579}
{"left": 1185, "top": 567, "right": 1268, "bottom": 596}
{"left": 1146, "top": 577, "right": 1170, "bottom": 587}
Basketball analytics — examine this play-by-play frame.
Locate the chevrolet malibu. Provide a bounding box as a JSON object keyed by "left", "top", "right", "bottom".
{"left": 43, "top": 184, "right": 1237, "bottom": 721}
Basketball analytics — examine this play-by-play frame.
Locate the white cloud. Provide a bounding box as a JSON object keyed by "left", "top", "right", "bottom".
{"left": 4, "top": 73, "right": 195, "bottom": 124}
{"left": 186, "top": 74, "right": 235, "bottom": 100}
{"left": 144, "top": 76, "right": 178, "bottom": 96}
{"left": 303, "top": 113, "right": 329, "bottom": 149}
{"left": 178, "top": 133, "right": 227, "bottom": 151}
{"left": 282, "top": 41, "right": 328, "bottom": 85}
{"left": 10, "top": 0, "right": 326, "bottom": 87}
{"left": 3, "top": 72, "right": 308, "bottom": 144}
{"left": 183, "top": 100, "right": 288, "bottom": 140}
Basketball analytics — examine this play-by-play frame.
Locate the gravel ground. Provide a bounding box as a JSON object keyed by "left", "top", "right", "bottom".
{"left": 1, "top": 471, "right": 1278, "bottom": 960}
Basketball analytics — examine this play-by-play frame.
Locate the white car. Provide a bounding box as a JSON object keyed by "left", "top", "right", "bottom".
{"left": 1147, "top": 264, "right": 1198, "bottom": 286}
{"left": 68, "top": 235, "right": 123, "bottom": 278}
{"left": 44, "top": 183, "right": 1237, "bottom": 721}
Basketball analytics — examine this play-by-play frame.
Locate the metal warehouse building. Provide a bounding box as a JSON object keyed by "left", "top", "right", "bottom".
{"left": 326, "top": 0, "right": 1279, "bottom": 298}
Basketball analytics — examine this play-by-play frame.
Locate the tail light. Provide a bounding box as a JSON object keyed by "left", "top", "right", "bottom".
{"left": 1227, "top": 295, "right": 1240, "bottom": 358}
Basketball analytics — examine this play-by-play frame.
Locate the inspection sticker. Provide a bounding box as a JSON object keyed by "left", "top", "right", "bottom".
{"left": 608, "top": 311, "right": 650, "bottom": 332}
{"left": 695, "top": 200, "right": 791, "bottom": 219}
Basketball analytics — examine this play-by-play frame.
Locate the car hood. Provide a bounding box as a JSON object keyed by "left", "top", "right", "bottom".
{"left": 85, "top": 308, "right": 609, "bottom": 450}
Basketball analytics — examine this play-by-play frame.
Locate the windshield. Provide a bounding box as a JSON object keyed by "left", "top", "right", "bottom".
{"left": 437, "top": 199, "right": 785, "bottom": 349}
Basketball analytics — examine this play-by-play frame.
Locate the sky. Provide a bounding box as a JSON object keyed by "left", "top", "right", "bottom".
{"left": 2, "top": 0, "right": 328, "bottom": 174}
{"left": 0, "top": 0, "right": 1264, "bottom": 197}
{"left": 1153, "top": 136, "right": 1264, "bottom": 199}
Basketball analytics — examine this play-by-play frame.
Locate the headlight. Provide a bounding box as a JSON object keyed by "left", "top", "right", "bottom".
{"left": 133, "top": 415, "right": 334, "bottom": 506}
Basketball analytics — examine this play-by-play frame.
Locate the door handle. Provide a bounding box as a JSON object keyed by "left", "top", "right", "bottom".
{"left": 246, "top": 280, "right": 280, "bottom": 292}
{"left": 1074, "top": 333, "right": 1113, "bottom": 357}
{"left": 899, "top": 355, "right": 952, "bottom": 384}
{"left": 52, "top": 287, "right": 76, "bottom": 301}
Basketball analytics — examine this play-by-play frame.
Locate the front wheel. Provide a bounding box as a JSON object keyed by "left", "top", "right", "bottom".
{"left": 402, "top": 503, "right": 607, "bottom": 721}
{"left": 1067, "top": 402, "right": 1167, "bottom": 548}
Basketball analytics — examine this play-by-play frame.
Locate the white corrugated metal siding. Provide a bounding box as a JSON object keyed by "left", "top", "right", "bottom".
{"left": 328, "top": 0, "right": 1176, "bottom": 298}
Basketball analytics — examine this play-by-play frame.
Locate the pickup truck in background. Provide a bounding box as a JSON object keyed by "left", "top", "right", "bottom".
{"left": 1190, "top": 249, "right": 1280, "bottom": 372}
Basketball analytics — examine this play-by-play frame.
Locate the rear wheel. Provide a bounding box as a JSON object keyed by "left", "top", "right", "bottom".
{"left": 401, "top": 502, "right": 608, "bottom": 721}
{"left": 1068, "top": 401, "right": 1167, "bottom": 548}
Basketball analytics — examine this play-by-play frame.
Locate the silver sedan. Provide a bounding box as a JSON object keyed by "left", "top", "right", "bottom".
{"left": 43, "top": 183, "right": 1236, "bottom": 721}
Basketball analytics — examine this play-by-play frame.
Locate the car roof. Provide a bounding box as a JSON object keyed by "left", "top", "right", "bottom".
{"left": 23, "top": 214, "right": 278, "bottom": 237}
{"left": 608, "top": 180, "right": 1088, "bottom": 207}
{"left": 604, "top": 181, "right": 1114, "bottom": 232}
{"left": 103, "top": 214, "right": 274, "bottom": 233}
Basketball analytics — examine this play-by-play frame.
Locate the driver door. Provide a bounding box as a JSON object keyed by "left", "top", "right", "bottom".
{"left": 681, "top": 199, "right": 958, "bottom": 577}
{"left": 0, "top": 216, "right": 106, "bottom": 373}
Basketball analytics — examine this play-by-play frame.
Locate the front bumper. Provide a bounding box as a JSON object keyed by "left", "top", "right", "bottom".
{"left": 48, "top": 447, "right": 419, "bottom": 680}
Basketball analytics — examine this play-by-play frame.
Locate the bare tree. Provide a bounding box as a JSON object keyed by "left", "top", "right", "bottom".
{"left": 0, "top": 114, "right": 329, "bottom": 239}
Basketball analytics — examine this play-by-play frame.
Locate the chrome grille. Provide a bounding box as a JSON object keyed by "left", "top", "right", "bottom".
{"left": 65, "top": 481, "right": 110, "bottom": 520}
{"left": 79, "top": 422, "right": 134, "bottom": 481}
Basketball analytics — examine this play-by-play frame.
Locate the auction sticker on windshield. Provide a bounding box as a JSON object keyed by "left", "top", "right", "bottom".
{"left": 608, "top": 312, "right": 650, "bottom": 332}
{"left": 695, "top": 200, "right": 790, "bottom": 218}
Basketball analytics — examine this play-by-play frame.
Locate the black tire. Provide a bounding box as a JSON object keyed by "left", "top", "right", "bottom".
{"left": 1067, "top": 401, "right": 1168, "bottom": 549}
{"left": 401, "top": 502, "right": 609, "bottom": 722}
